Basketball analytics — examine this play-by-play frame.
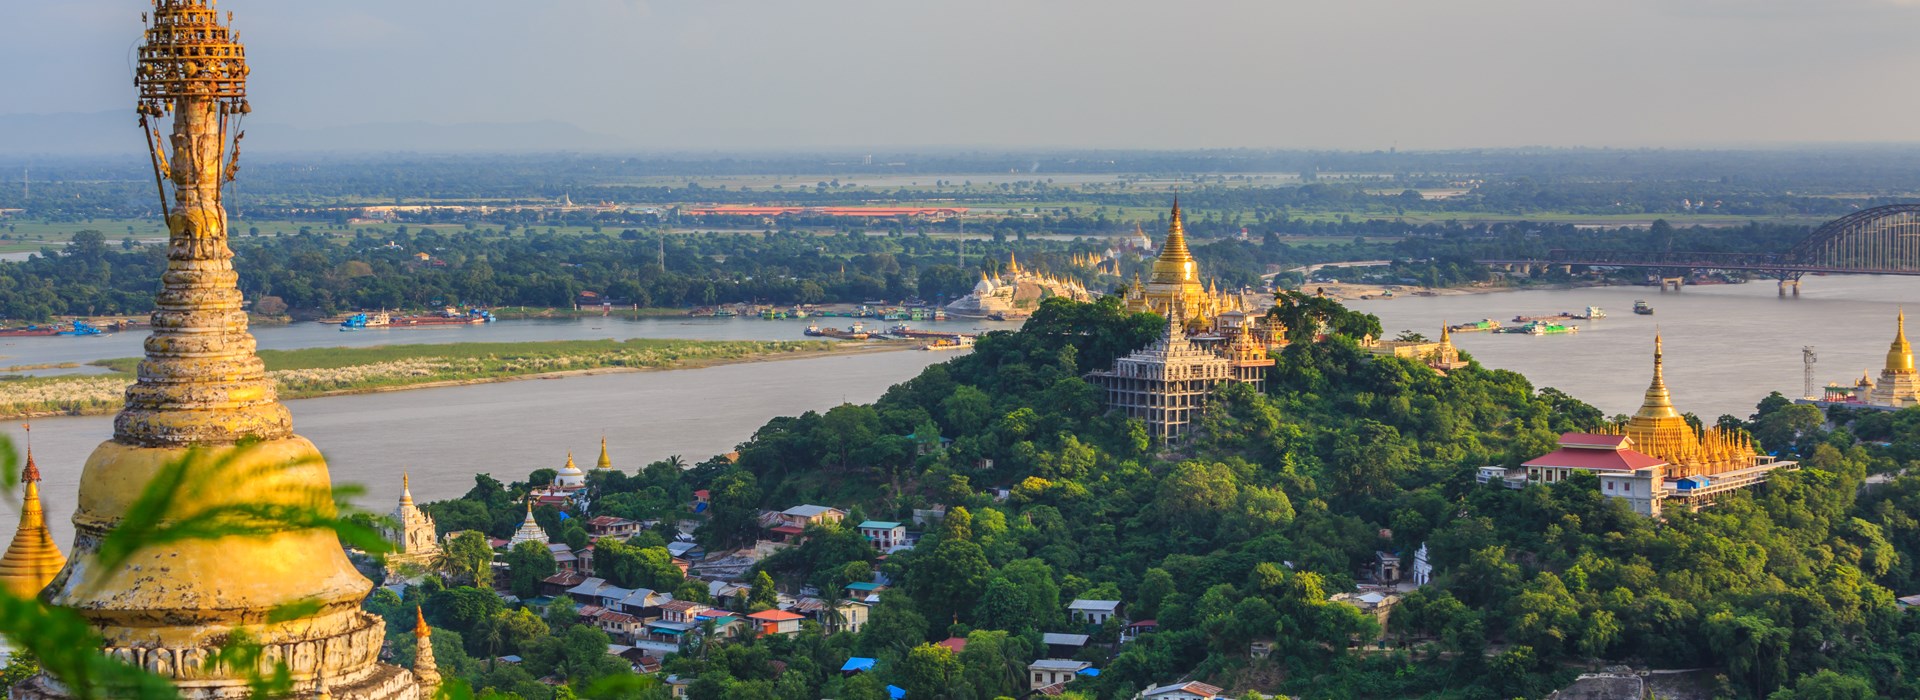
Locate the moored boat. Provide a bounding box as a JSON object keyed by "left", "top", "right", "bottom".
{"left": 1633, "top": 300, "right": 1654, "bottom": 315}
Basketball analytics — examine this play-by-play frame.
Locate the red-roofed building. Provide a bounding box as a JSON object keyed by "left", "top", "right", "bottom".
{"left": 1521, "top": 433, "right": 1668, "bottom": 483}
{"left": 936, "top": 636, "right": 968, "bottom": 653}
{"left": 747, "top": 609, "right": 806, "bottom": 636}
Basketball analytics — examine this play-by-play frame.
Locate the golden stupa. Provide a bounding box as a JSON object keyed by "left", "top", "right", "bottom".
{"left": 0, "top": 435, "right": 66, "bottom": 598}
{"left": 15, "top": 3, "right": 420, "bottom": 697}
{"left": 1870, "top": 310, "right": 1919, "bottom": 407}
{"left": 1598, "top": 335, "right": 1758, "bottom": 478}
{"left": 1124, "top": 199, "right": 1242, "bottom": 325}
{"left": 597, "top": 437, "right": 613, "bottom": 470}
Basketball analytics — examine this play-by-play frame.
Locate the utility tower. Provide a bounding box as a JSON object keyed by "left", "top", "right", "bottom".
{"left": 1803, "top": 346, "right": 1818, "bottom": 400}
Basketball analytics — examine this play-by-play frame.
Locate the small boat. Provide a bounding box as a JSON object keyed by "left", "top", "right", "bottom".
{"left": 340, "top": 312, "right": 392, "bottom": 331}
{"left": 1574, "top": 306, "right": 1606, "bottom": 320}
{"left": 1498, "top": 321, "right": 1578, "bottom": 335}
{"left": 921, "top": 336, "right": 974, "bottom": 351}
{"left": 1633, "top": 300, "right": 1654, "bottom": 316}
{"left": 805, "top": 322, "right": 871, "bottom": 340}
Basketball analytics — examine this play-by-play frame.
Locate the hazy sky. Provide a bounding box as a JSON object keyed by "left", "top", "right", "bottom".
{"left": 6, "top": 0, "right": 1920, "bottom": 150}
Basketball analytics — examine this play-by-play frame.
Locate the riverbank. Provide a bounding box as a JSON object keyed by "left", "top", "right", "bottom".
{"left": 0, "top": 337, "right": 906, "bottom": 420}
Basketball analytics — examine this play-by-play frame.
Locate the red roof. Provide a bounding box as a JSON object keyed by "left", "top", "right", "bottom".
{"left": 936, "top": 636, "right": 968, "bottom": 653}
{"left": 769, "top": 525, "right": 805, "bottom": 535}
{"left": 1558, "top": 433, "right": 1629, "bottom": 448}
{"left": 1523, "top": 446, "right": 1665, "bottom": 472}
{"left": 748, "top": 609, "right": 805, "bottom": 621}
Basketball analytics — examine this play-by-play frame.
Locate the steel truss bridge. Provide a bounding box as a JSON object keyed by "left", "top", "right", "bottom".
{"left": 1480, "top": 204, "right": 1920, "bottom": 289}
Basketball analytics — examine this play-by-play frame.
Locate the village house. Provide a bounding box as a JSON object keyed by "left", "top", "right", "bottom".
{"left": 857, "top": 520, "right": 908, "bottom": 551}
{"left": 591, "top": 610, "right": 644, "bottom": 644}
{"left": 747, "top": 609, "right": 806, "bottom": 636}
{"left": 1028, "top": 659, "right": 1093, "bottom": 692}
{"left": 586, "top": 516, "right": 643, "bottom": 539}
{"left": 1043, "top": 632, "right": 1091, "bottom": 659}
{"left": 1137, "top": 680, "right": 1234, "bottom": 700}
{"left": 1330, "top": 590, "right": 1401, "bottom": 629}
{"left": 1068, "top": 599, "right": 1122, "bottom": 626}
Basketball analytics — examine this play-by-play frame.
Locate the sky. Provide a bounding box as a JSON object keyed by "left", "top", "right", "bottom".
{"left": 5, "top": 0, "right": 1920, "bottom": 151}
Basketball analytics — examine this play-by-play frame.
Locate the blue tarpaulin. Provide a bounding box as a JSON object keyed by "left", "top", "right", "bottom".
{"left": 841, "top": 658, "right": 877, "bottom": 673}
{"left": 887, "top": 685, "right": 906, "bottom": 699}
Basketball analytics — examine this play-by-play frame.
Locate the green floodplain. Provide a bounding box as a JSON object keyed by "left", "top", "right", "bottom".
{"left": 0, "top": 337, "right": 848, "bottom": 420}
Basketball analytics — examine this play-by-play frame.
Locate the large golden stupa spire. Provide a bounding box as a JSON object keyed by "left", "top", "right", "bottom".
{"left": 0, "top": 428, "right": 66, "bottom": 598}
{"left": 18, "top": 3, "right": 419, "bottom": 698}
{"left": 1888, "top": 309, "right": 1913, "bottom": 374}
{"left": 1636, "top": 333, "right": 1681, "bottom": 421}
{"left": 1150, "top": 196, "right": 1197, "bottom": 285}
{"left": 597, "top": 437, "right": 613, "bottom": 470}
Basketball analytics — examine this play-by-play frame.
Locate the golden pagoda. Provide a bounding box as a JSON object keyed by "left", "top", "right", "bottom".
{"left": 597, "top": 436, "right": 614, "bottom": 470}
{"left": 17, "top": 3, "right": 419, "bottom": 697}
{"left": 1600, "top": 335, "right": 1758, "bottom": 478}
{"left": 1870, "top": 310, "right": 1919, "bottom": 407}
{"left": 0, "top": 435, "right": 65, "bottom": 598}
{"left": 1124, "top": 199, "right": 1237, "bottom": 326}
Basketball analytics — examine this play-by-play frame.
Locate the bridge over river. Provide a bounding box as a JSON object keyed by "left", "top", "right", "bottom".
{"left": 1481, "top": 204, "right": 1920, "bottom": 293}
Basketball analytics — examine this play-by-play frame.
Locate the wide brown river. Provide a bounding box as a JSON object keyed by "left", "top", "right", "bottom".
{"left": 4, "top": 275, "right": 1918, "bottom": 544}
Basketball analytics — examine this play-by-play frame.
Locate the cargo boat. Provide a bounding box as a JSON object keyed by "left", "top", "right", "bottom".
{"left": 1448, "top": 319, "right": 1501, "bottom": 333}
{"left": 56, "top": 321, "right": 104, "bottom": 337}
{"left": 804, "top": 322, "right": 871, "bottom": 340}
{"left": 392, "top": 308, "right": 494, "bottom": 328}
{"left": 887, "top": 325, "right": 974, "bottom": 341}
{"left": 0, "top": 325, "right": 64, "bottom": 337}
{"left": 1633, "top": 300, "right": 1654, "bottom": 315}
{"left": 1498, "top": 321, "right": 1579, "bottom": 335}
{"left": 921, "top": 336, "right": 974, "bottom": 351}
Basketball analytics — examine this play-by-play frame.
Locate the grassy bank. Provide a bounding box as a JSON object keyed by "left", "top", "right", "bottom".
{"left": 9, "top": 337, "right": 860, "bottom": 420}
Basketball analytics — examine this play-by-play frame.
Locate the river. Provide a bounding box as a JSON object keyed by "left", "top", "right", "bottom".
{"left": 1351, "top": 275, "right": 1920, "bottom": 419}
{"left": 4, "top": 276, "right": 1918, "bottom": 544}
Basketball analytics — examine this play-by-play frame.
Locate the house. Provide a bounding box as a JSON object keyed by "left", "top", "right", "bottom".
{"left": 1898, "top": 594, "right": 1920, "bottom": 610}
{"left": 936, "top": 636, "right": 968, "bottom": 654}
{"left": 616, "top": 648, "right": 660, "bottom": 674}
{"left": 659, "top": 600, "right": 711, "bottom": 624}
{"left": 593, "top": 611, "right": 643, "bottom": 643}
{"left": 1029, "top": 659, "right": 1092, "bottom": 691}
{"left": 1138, "top": 680, "right": 1232, "bottom": 700}
{"left": 586, "top": 516, "right": 642, "bottom": 538}
{"left": 1122, "top": 620, "right": 1158, "bottom": 643}
{"left": 541, "top": 571, "right": 587, "bottom": 597}
{"left": 779, "top": 505, "right": 846, "bottom": 529}
{"left": 789, "top": 597, "right": 868, "bottom": 634}
{"left": 845, "top": 581, "right": 887, "bottom": 604}
{"left": 857, "top": 521, "right": 907, "bottom": 551}
{"left": 666, "top": 541, "right": 705, "bottom": 560}
{"left": 747, "top": 609, "right": 806, "bottom": 636}
{"left": 663, "top": 675, "right": 692, "bottom": 698}
{"left": 1043, "top": 633, "right": 1090, "bottom": 659}
{"left": 1069, "top": 599, "right": 1122, "bottom": 626}
{"left": 548, "top": 543, "right": 585, "bottom": 573}
{"left": 1329, "top": 591, "right": 1401, "bottom": 629}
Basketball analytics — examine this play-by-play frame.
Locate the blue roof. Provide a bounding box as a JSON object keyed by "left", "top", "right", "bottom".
{"left": 841, "top": 657, "right": 877, "bottom": 673}
{"left": 858, "top": 521, "right": 903, "bottom": 530}
{"left": 1078, "top": 668, "right": 1100, "bottom": 677}
{"left": 847, "top": 582, "right": 883, "bottom": 591}
{"left": 887, "top": 685, "right": 906, "bottom": 700}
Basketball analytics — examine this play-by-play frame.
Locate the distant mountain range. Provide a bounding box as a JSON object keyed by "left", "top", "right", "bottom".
{"left": 0, "top": 111, "right": 639, "bottom": 155}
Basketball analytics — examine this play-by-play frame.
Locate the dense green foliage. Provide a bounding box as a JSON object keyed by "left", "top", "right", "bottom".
{"left": 394, "top": 295, "right": 1919, "bottom": 699}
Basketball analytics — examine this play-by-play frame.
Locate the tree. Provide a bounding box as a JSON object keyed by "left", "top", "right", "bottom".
{"left": 1767, "top": 670, "right": 1876, "bottom": 700}
{"left": 439, "top": 530, "right": 496, "bottom": 589}
{"left": 748, "top": 570, "right": 779, "bottom": 612}
{"left": 504, "top": 540, "right": 558, "bottom": 598}
{"left": 899, "top": 643, "right": 961, "bottom": 700}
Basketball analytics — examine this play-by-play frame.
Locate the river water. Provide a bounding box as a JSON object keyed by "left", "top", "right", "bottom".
{"left": 4, "top": 277, "right": 1918, "bottom": 545}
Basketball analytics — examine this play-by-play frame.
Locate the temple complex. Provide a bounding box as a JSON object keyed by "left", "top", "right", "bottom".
{"left": 1365, "top": 324, "right": 1469, "bottom": 374}
{"left": 0, "top": 438, "right": 65, "bottom": 598}
{"left": 1122, "top": 200, "right": 1251, "bottom": 327}
{"left": 1088, "top": 305, "right": 1269, "bottom": 442}
{"left": 14, "top": 3, "right": 424, "bottom": 697}
{"left": 945, "top": 254, "right": 1094, "bottom": 318}
{"left": 1596, "top": 335, "right": 1761, "bottom": 478}
{"left": 384, "top": 474, "right": 441, "bottom": 575}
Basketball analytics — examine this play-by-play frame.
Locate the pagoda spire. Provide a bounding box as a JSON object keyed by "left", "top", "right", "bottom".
{"left": 400, "top": 472, "right": 414, "bottom": 507}
{"left": 0, "top": 426, "right": 65, "bottom": 598}
{"left": 1150, "top": 198, "right": 1196, "bottom": 285}
{"left": 1636, "top": 333, "right": 1681, "bottom": 420}
{"left": 413, "top": 606, "right": 441, "bottom": 692}
{"left": 597, "top": 437, "right": 613, "bottom": 470}
{"left": 1888, "top": 309, "right": 1914, "bottom": 374}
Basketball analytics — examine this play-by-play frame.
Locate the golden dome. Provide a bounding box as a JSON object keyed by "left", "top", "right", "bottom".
{"left": 0, "top": 444, "right": 65, "bottom": 598}
{"left": 597, "top": 437, "right": 613, "bottom": 470}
